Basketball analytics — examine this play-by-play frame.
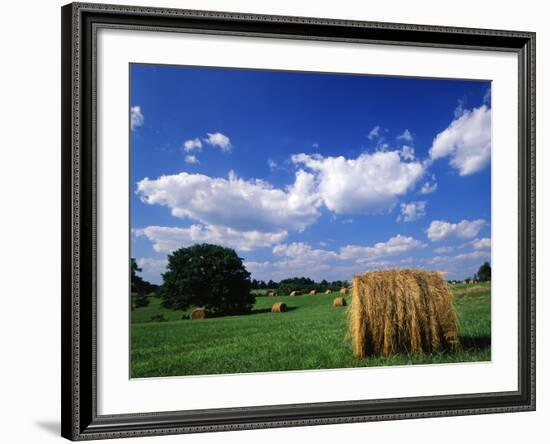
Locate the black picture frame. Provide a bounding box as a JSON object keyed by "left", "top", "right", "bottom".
{"left": 61, "top": 2, "right": 536, "bottom": 440}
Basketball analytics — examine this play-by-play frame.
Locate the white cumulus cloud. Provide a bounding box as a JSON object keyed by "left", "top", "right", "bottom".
{"left": 184, "top": 155, "right": 199, "bottom": 164}
{"left": 368, "top": 125, "right": 381, "bottom": 140}
{"left": 135, "top": 225, "right": 288, "bottom": 253}
{"left": 419, "top": 175, "right": 438, "bottom": 194}
{"left": 136, "top": 170, "right": 321, "bottom": 233}
{"left": 434, "top": 246, "right": 455, "bottom": 254}
{"left": 398, "top": 201, "right": 426, "bottom": 222}
{"left": 273, "top": 242, "right": 338, "bottom": 261}
{"left": 291, "top": 151, "right": 425, "bottom": 214}
{"left": 130, "top": 106, "right": 144, "bottom": 130}
{"left": 427, "top": 219, "right": 486, "bottom": 241}
{"left": 397, "top": 129, "right": 413, "bottom": 142}
{"left": 340, "top": 235, "right": 426, "bottom": 260}
{"left": 137, "top": 257, "right": 168, "bottom": 274}
{"left": 204, "top": 132, "right": 231, "bottom": 152}
{"left": 471, "top": 237, "right": 491, "bottom": 250}
{"left": 183, "top": 138, "right": 202, "bottom": 152}
{"left": 400, "top": 145, "right": 415, "bottom": 161}
{"left": 429, "top": 105, "right": 491, "bottom": 175}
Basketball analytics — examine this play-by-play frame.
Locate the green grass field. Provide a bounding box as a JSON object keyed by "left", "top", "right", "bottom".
{"left": 131, "top": 282, "right": 491, "bottom": 378}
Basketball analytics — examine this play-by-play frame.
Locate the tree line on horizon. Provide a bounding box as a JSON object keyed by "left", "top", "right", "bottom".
{"left": 251, "top": 277, "right": 350, "bottom": 295}
{"left": 131, "top": 244, "right": 491, "bottom": 315}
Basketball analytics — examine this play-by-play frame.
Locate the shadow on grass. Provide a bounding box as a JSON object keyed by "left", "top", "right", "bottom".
{"left": 186, "top": 306, "right": 299, "bottom": 320}
{"left": 249, "top": 306, "right": 298, "bottom": 315}
{"left": 460, "top": 335, "right": 491, "bottom": 350}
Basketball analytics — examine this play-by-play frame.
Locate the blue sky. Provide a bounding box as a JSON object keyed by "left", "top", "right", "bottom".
{"left": 130, "top": 64, "right": 491, "bottom": 284}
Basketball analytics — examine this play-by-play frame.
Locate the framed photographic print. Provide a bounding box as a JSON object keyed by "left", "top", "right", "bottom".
{"left": 61, "top": 2, "right": 536, "bottom": 440}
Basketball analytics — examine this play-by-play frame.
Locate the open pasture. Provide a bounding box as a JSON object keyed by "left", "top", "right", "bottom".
{"left": 131, "top": 282, "right": 490, "bottom": 378}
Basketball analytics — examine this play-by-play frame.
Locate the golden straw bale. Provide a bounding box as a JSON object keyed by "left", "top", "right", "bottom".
{"left": 271, "top": 302, "right": 288, "bottom": 313}
{"left": 333, "top": 297, "right": 347, "bottom": 307}
{"left": 267, "top": 290, "right": 277, "bottom": 297}
{"left": 189, "top": 307, "right": 207, "bottom": 320}
{"left": 289, "top": 290, "right": 301, "bottom": 296}
{"left": 349, "top": 269, "right": 459, "bottom": 358}
{"left": 325, "top": 289, "right": 333, "bottom": 294}
{"left": 309, "top": 290, "right": 317, "bottom": 295}
{"left": 340, "top": 287, "right": 348, "bottom": 294}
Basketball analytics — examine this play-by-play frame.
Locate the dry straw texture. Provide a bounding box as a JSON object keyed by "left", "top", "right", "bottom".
{"left": 271, "top": 302, "right": 288, "bottom": 313}
{"left": 340, "top": 287, "right": 348, "bottom": 294}
{"left": 349, "top": 269, "right": 459, "bottom": 358}
{"left": 333, "top": 297, "right": 347, "bottom": 307}
{"left": 289, "top": 290, "right": 301, "bottom": 296}
{"left": 325, "top": 289, "right": 333, "bottom": 294}
{"left": 309, "top": 290, "right": 317, "bottom": 295}
{"left": 189, "top": 307, "right": 207, "bottom": 320}
{"left": 267, "top": 291, "right": 277, "bottom": 297}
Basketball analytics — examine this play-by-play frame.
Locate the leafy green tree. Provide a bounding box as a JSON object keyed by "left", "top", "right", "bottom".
{"left": 130, "top": 258, "right": 151, "bottom": 307}
{"left": 160, "top": 244, "right": 254, "bottom": 315}
{"left": 476, "top": 262, "right": 491, "bottom": 282}
{"left": 278, "top": 277, "right": 315, "bottom": 295}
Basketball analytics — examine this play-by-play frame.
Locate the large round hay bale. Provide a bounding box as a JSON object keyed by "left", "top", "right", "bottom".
{"left": 325, "top": 289, "right": 333, "bottom": 294}
{"left": 189, "top": 307, "right": 207, "bottom": 320}
{"left": 289, "top": 290, "right": 301, "bottom": 296}
{"left": 333, "top": 297, "right": 347, "bottom": 307}
{"left": 340, "top": 287, "right": 348, "bottom": 294}
{"left": 349, "top": 269, "right": 459, "bottom": 357}
{"left": 271, "top": 302, "right": 287, "bottom": 313}
{"left": 267, "top": 290, "right": 277, "bottom": 297}
{"left": 309, "top": 289, "right": 316, "bottom": 295}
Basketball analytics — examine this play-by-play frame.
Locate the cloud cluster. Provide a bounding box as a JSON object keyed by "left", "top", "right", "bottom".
{"left": 244, "top": 234, "right": 426, "bottom": 282}
{"left": 398, "top": 201, "right": 426, "bottom": 222}
{"left": 427, "top": 249, "right": 490, "bottom": 267}
{"left": 130, "top": 106, "right": 144, "bottom": 130}
{"left": 182, "top": 132, "right": 231, "bottom": 164}
{"left": 429, "top": 105, "right": 491, "bottom": 175}
{"left": 292, "top": 151, "right": 425, "bottom": 214}
{"left": 136, "top": 169, "right": 321, "bottom": 233}
{"left": 135, "top": 225, "right": 288, "bottom": 253}
{"left": 427, "top": 219, "right": 485, "bottom": 241}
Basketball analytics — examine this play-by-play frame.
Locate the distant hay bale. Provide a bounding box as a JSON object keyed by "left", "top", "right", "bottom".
{"left": 271, "top": 302, "right": 288, "bottom": 313}
{"left": 325, "top": 289, "right": 333, "bottom": 294}
{"left": 349, "top": 269, "right": 459, "bottom": 358}
{"left": 454, "top": 285, "right": 485, "bottom": 294}
{"left": 267, "top": 290, "right": 277, "bottom": 297}
{"left": 340, "top": 287, "right": 348, "bottom": 295}
{"left": 189, "top": 307, "right": 207, "bottom": 320}
{"left": 289, "top": 290, "right": 301, "bottom": 296}
{"left": 309, "top": 290, "right": 317, "bottom": 295}
{"left": 333, "top": 297, "right": 347, "bottom": 307}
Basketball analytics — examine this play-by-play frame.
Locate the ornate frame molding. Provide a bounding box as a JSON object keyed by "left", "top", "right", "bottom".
{"left": 61, "top": 3, "right": 535, "bottom": 440}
